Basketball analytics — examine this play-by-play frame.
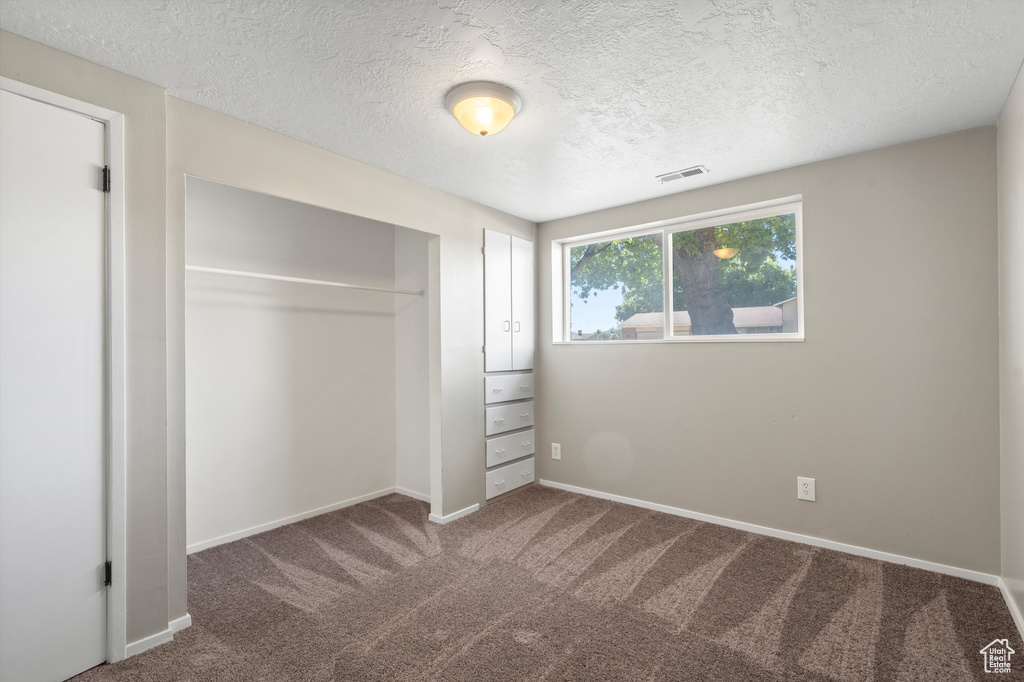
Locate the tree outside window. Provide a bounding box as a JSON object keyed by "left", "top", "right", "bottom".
{"left": 567, "top": 207, "right": 799, "bottom": 340}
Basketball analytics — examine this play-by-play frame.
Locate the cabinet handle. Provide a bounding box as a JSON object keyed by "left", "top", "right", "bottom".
{"left": 494, "top": 417, "right": 505, "bottom": 424}
{"left": 495, "top": 479, "right": 505, "bottom": 487}
{"left": 520, "top": 385, "right": 530, "bottom": 390}
{"left": 520, "top": 414, "right": 530, "bottom": 420}
{"left": 521, "top": 471, "right": 529, "bottom": 477}
{"left": 504, "top": 320, "right": 511, "bottom": 332}
{"left": 495, "top": 448, "right": 506, "bottom": 455}
{"left": 521, "top": 442, "right": 530, "bottom": 447}
{"left": 514, "top": 321, "right": 521, "bottom": 333}
{"left": 493, "top": 387, "right": 503, "bottom": 393}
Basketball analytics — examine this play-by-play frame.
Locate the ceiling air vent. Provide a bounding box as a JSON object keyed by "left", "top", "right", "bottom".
{"left": 656, "top": 165, "right": 709, "bottom": 184}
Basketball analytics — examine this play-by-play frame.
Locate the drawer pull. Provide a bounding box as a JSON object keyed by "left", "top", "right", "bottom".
{"left": 520, "top": 386, "right": 530, "bottom": 391}
{"left": 504, "top": 320, "right": 511, "bottom": 332}
{"left": 520, "top": 414, "right": 530, "bottom": 420}
{"left": 521, "top": 442, "right": 531, "bottom": 447}
{"left": 494, "top": 417, "right": 505, "bottom": 424}
{"left": 493, "top": 388, "right": 503, "bottom": 393}
{"left": 495, "top": 479, "right": 505, "bottom": 487}
{"left": 514, "top": 321, "right": 521, "bottom": 332}
{"left": 495, "top": 448, "right": 507, "bottom": 455}
{"left": 521, "top": 471, "right": 529, "bottom": 477}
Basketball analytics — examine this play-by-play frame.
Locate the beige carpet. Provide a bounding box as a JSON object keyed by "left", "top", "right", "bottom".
{"left": 75, "top": 486, "right": 1021, "bottom": 681}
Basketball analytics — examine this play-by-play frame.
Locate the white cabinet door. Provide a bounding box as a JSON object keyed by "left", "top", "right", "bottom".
{"left": 484, "top": 230, "right": 512, "bottom": 372}
{"left": 0, "top": 89, "right": 107, "bottom": 682}
{"left": 511, "top": 235, "right": 534, "bottom": 370}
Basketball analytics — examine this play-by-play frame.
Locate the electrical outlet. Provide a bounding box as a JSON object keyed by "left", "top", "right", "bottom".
{"left": 797, "top": 477, "right": 816, "bottom": 502}
{"left": 551, "top": 443, "right": 561, "bottom": 460}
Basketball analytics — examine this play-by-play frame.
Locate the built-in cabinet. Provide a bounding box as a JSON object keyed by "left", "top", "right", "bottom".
{"left": 483, "top": 229, "right": 535, "bottom": 500}
{"left": 484, "top": 230, "right": 534, "bottom": 372}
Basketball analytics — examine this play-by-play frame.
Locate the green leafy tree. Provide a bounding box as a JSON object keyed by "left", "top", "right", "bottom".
{"left": 570, "top": 214, "right": 796, "bottom": 335}
{"left": 570, "top": 233, "right": 664, "bottom": 325}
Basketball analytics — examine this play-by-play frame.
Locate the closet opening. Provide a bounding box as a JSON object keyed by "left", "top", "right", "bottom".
{"left": 183, "top": 177, "right": 440, "bottom": 554}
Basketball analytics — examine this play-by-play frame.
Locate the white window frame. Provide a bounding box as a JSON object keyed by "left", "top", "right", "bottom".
{"left": 552, "top": 196, "right": 803, "bottom": 344}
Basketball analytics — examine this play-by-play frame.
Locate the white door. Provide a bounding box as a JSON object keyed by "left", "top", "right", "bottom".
{"left": 484, "top": 229, "right": 512, "bottom": 372}
{"left": 510, "top": 236, "right": 534, "bottom": 370}
{"left": 0, "top": 89, "right": 108, "bottom": 681}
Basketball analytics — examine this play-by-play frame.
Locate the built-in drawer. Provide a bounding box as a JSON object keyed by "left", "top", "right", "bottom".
{"left": 485, "top": 456, "right": 535, "bottom": 500}
{"left": 486, "top": 429, "right": 535, "bottom": 468}
{"left": 484, "top": 373, "right": 534, "bottom": 404}
{"left": 485, "top": 401, "right": 534, "bottom": 436}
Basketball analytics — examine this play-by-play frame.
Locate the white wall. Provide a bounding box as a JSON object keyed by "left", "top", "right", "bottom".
{"left": 998, "top": 63, "right": 1024, "bottom": 625}
{"left": 537, "top": 127, "right": 1000, "bottom": 575}
{"left": 395, "top": 227, "right": 432, "bottom": 499}
{"left": 184, "top": 178, "right": 398, "bottom": 550}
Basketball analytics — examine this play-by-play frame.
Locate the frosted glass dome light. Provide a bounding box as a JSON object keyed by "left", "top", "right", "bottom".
{"left": 445, "top": 82, "right": 521, "bottom": 137}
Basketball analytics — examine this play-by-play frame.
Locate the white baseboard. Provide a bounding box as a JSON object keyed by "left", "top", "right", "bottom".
{"left": 123, "top": 613, "right": 192, "bottom": 660}
{"left": 1000, "top": 578, "right": 1024, "bottom": 641}
{"left": 394, "top": 486, "right": 430, "bottom": 503}
{"left": 169, "top": 612, "right": 192, "bottom": 634}
{"left": 125, "top": 626, "right": 173, "bottom": 658}
{"left": 538, "top": 479, "right": 998, "bottom": 586}
{"left": 429, "top": 503, "right": 480, "bottom": 525}
{"left": 187, "top": 487, "right": 399, "bottom": 554}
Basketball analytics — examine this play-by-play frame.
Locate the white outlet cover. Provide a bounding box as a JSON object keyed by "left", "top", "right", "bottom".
{"left": 551, "top": 443, "right": 561, "bottom": 460}
{"left": 797, "top": 477, "right": 816, "bottom": 502}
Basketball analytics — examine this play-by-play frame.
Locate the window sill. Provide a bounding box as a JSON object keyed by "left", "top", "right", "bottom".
{"left": 552, "top": 333, "right": 805, "bottom": 346}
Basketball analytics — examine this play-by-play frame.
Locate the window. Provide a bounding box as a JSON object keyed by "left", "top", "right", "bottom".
{"left": 568, "top": 232, "right": 663, "bottom": 341}
{"left": 558, "top": 199, "right": 802, "bottom": 342}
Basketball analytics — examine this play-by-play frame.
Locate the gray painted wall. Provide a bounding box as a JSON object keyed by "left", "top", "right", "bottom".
{"left": 185, "top": 178, "right": 398, "bottom": 550}
{"left": 998, "top": 64, "right": 1024, "bottom": 623}
{"left": 537, "top": 127, "right": 1000, "bottom": 574}
{"left": 0, "top": 30, "right": 170, "bottom": 642}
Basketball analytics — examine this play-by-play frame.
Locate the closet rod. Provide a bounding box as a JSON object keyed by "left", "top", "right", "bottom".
{"left": 185, "top": 265, "right": 424, "bottom": 296}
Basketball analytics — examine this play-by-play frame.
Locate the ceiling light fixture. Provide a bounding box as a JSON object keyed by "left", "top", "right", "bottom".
{"left": 445, "top": 81, "right": 521, "bottom": 137}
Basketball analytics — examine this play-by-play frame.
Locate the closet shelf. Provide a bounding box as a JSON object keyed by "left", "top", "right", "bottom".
{"left": 185, "top": 265, "right": 423, "bottom": 296}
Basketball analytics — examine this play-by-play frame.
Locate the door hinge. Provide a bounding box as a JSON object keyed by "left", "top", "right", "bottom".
{"left": 104, "top": 560, "right": 112, "bottom": 587}
{"left": 101, "top": 165, "right": 111, "bottom": 193}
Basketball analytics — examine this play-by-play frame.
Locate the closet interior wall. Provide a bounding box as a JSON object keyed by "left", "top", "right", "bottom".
{"left": 185, "top": 178, "right": 429, "bottom": 551}
{"left": 394, "top": 227, "right": 432, "bottom": 500}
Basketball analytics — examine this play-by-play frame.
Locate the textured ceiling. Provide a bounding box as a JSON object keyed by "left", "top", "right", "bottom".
{"left": 3, "top": 1, "right": 1023, "bottom": 222}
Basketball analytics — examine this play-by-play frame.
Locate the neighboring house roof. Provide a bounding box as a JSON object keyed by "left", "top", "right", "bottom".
{"left": 619, "top": 306, "right": 784, "bottom": 329}
{"left": 773, "top": 297, "right": 797, "bottom": 307}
